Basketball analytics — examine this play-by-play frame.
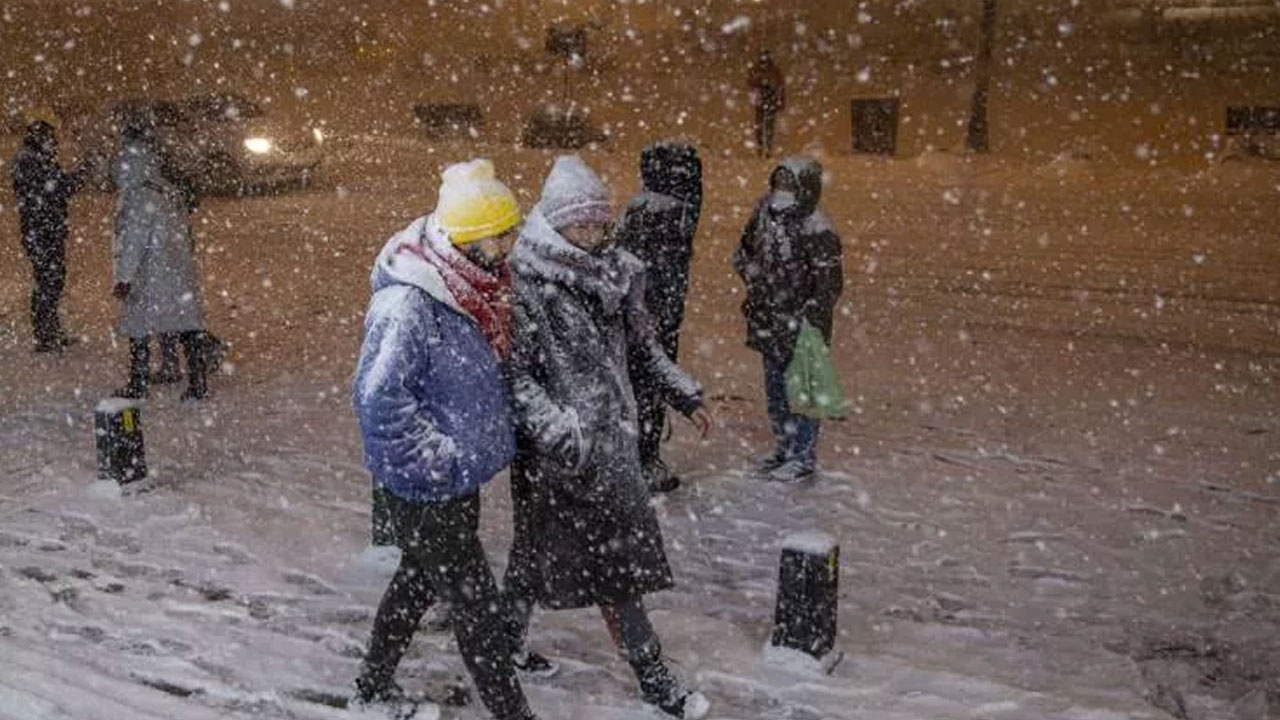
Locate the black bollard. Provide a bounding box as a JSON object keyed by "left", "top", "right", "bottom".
{"left": 95, "top": 398, "right": 147, "bottom": 485}
{"left": 771, "top": 531, "right": 839, "bottom": 663}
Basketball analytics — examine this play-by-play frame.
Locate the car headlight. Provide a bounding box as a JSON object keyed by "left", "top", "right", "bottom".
{"left": 311, "top": 127, "right": 325, "bottom": 144}
{"left": 244, "top": 137, "right": 272, "bottom": 154}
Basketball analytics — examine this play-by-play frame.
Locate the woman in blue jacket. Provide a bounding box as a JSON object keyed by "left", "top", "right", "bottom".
{"left": 351, "top": 159, "right": 538, "bottom": 720}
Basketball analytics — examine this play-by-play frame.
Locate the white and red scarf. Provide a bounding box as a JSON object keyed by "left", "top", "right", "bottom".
{"left": 397, "top": 221, "right": 513, "bottom": 359}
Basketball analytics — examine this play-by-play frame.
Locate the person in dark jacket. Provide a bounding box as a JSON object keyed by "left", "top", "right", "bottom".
{"left": 10, "top": 119, "right": 84, "bottom": 353}
{"left": 614, "top": 141, "right": 703, "bottom": 493}
{"left": 503, "top": 155, "right": 713, "bottom": 720}
{"left": 732, "top": 156, "right": 843, "bottom": 483}
{"left": 351, "top": 159, "right": 539, "bottom": 720}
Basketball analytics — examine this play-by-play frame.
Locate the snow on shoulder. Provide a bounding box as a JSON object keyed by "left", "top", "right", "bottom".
{"left": 782, "top": 530, "right": 837, "bottom": 555}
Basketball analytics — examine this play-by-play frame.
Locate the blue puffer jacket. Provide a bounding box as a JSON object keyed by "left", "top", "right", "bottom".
{"left": 352, "top": 215, "right": 516, "bottom": 503}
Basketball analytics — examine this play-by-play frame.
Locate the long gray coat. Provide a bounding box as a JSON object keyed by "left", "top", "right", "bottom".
{"left": 113, "top": 142, "right": 204, "bottom": 338}
{"left": 507, "top": 207, "right": 702, "bottom": 610}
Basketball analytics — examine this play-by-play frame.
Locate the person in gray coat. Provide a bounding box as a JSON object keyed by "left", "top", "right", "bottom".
{"left": 503, "top": 155, "right": 713, "bottom": 720}
{"left": 111, "top": 119, "right": 208, "bottom": 401}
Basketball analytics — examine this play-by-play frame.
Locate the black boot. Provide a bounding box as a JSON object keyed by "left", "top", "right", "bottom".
{"left": 179, "top": 331, "right": 208, "bottom": 402}
{"left": 635, "top": 658, "right": 709, "bottom": 719}
{"left": 114, "top": 338, "right": 150, "bottom": 399}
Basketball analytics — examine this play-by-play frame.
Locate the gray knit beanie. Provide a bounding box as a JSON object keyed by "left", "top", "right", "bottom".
{"left": 537, "top": 155, "right": 613, "bottom": 229}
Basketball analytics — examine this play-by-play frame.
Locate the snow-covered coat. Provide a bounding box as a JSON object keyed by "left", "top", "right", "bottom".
{"left": 733, "top": 155, "right": 843, "bottom": 361}
{"left": 113, "top": 142, "right": 204, "bottom": 338}
{"left": 352, "top": 215, "right": 516, "bottom": 504}
{"left": 613, "top": 141, "right": 702, "bottom": 354}
{"left": 507, "top": 206, "right": 702, "bottom": 609}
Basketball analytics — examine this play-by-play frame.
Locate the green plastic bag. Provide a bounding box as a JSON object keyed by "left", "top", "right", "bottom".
{"left": 785, "top": 321, "right": 849, "bottom": 419}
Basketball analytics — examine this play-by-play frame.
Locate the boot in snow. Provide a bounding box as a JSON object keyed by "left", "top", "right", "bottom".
{"left": 637, "top": 661, "right": 710, "bottom": 719}
{"left": 512, "top": 649, "right": 560, "bottom": 678}
{"left": 752, "top": 449, "right": 787, "bottom": 476}
{"left": 655, "top": 690, "right": 710, "bottom": 720}
{"left": 767, "top": 459, "right": 815, "bottom": 484}
{"left": 644, "top": 459, "right": 680, "bottom": 494}
{"left": 350, "top": 678, "right": 439, "bottom": 720}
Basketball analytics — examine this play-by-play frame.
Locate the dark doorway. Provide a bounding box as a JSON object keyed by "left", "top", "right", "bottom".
{"left": 850, "top": 98, "right": 900, "bottom": 155}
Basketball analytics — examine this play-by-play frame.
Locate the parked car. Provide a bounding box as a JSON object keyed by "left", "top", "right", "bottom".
{"left": 82, "top": 93, "right": 324, "bottom": 195}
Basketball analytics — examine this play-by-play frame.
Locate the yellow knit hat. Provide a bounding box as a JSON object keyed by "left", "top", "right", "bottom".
{"left": 435, "top": 159, "right": 522, "bottom": 245}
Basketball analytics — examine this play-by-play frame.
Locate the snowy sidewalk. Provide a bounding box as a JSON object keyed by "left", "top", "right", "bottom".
{"left": 0, "top": 377, "right": 1202, "bottom": 720}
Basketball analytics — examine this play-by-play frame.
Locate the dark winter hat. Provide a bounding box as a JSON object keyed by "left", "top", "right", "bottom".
{"left": 538, "top": 155, "right": 612, "bottom": 229}
{"left": 640, "top": 140, "right": 701, "bottom": 201}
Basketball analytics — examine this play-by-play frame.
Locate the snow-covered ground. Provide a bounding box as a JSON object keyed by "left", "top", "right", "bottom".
{"left": 1, "top": 135, "right": 1278, "bottom": 719}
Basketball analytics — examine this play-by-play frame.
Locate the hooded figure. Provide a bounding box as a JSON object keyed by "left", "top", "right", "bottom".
{"left": 112, "top": 131, "right": 209, "bottom": 400}
{"left": 503, "top": 155, "right": 711, "bottom": 719}
{"left": 10, "top": 120, "right": 83, "bottom": 352}
{"left": 350, "top": 159, "right": 538, "bottom": 720}
{"left": 733, "top": 156, "right": 843, "bottom": 481}
{"left": 613, "top": 141, "right": 703, "bottom": 492}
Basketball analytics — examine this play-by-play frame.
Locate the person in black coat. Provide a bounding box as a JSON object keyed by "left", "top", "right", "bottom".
{"left": 614, "top": 141, "right": 703, "bottom": 493}
{"left": 10, "top": 120, "right": 84, "bottom": 353}
{"left": 733, "top": 156, "right": 843, "bottom": 482}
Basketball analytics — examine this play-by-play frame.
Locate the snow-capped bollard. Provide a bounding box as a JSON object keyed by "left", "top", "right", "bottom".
{"left": 94, "top": 398, "right": 147, "bottom": 485}
{"left": 771, "top": 531, "right": 840, "bottom": 667}
{"left": 371, "top": 483, "right": 396, "bottom": 547}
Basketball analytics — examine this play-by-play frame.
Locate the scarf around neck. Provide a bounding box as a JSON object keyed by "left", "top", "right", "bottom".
{"left": 397, "top": 216, "right": 513, "bottom": 359}
{"left": 511, "top": 207, "right": 643, "bottom": 316}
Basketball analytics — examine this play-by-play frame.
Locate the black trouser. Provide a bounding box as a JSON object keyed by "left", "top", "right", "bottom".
{"left": 360, "top": 491, "right": 529, "bottom": 720}
{"left": 127, "top": 332, "right": 207, "bottom": 394}
{"left": 501, "top": 458, "right": 542, "bottom": 641}
{"left": 634, "top": 329, "right": 680, "bottom": 469}
{"left": 23, "top": 236, "right": 67, "bottom": 347}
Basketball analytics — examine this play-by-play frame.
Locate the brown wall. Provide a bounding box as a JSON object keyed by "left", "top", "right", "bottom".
{"left": 3, "top": 0, "right": 1277, "bottom": 164}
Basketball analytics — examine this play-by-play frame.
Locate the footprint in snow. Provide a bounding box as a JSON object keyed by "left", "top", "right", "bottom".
{"left": 281, "top": 570, "right": 338, "bottom": 596}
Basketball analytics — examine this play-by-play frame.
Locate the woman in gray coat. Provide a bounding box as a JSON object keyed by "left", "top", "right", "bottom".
{"left": 503, "top": 155, "right": 712, "bottom": 720}
{"left": 112, "top": 122, "right": 208, "bottom": 400}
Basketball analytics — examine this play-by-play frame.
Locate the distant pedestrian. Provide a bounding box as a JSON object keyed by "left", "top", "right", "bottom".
{"left": 351, "top": 159, "right": 539, "bottom": 720}
{"left": 613, "top": 141, "right": 703, "bottom": 493}
{"left": 111, "top": 115, "right": 209, "bottom": 401}
{"left": 733, "top": 156, "right": 843, "bottom": 482}
{"left": 503, "top": 155, "right": 713, "bottom": 720}
{"left": 747, "top": 50, "right": 785, "bottom": 157}
{"left": 10, "top": 117, "right": 84, "bottom": 353}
